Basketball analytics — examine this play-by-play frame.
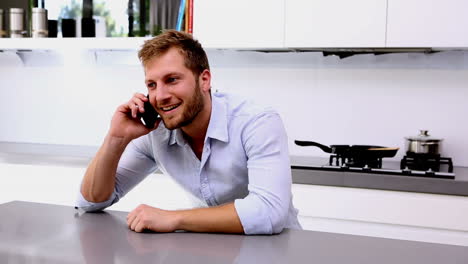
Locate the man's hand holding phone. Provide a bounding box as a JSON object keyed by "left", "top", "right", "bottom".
{"left": 109, "top": 93, "right": 160, "bottom": 143}
{"left": 81, "top": 93, "right": 160, "bottom": 204}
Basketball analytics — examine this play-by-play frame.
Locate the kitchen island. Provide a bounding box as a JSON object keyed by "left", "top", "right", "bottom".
{"left": 0, "top": 201, "right": 466, "bottom": 263}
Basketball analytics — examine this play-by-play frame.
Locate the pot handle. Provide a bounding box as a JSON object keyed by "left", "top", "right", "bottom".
{"left": 294, "top": 140, "right": 333, "bottom": 153}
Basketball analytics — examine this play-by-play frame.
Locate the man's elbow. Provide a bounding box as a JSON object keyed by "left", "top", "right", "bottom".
{"left": 76, "top": 190, "right": 118, "bottom": 213}
{"left": 81, "top": 188, "right": 113, "bottom": 204}
{"left": 236, "top": 193, "right": 290, "bottom": 235}
{"left": 269, "top": 204, "right": 289, "bottom": 234}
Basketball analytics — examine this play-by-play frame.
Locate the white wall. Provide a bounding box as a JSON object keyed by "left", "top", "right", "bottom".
{"left": 1, "top": 49, "right": 468, "bottom": 165}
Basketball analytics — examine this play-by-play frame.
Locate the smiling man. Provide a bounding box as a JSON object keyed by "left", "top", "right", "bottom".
{"left": 77, "top": 30, "right": 301, "bottom": 235}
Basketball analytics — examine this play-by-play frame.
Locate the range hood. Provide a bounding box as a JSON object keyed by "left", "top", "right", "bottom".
{"left": 244, "top": 47, "right": 436, "bottom": 59}
{"left": 302, "top": 47, "right": 435, "bottom": 59}
{"left": 250, "top": 47, "right": 433, "bottom": 53}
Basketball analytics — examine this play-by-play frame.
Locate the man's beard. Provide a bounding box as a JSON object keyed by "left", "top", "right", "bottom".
{"left": 162, "top": 81, "right": 205, "bottom": 130}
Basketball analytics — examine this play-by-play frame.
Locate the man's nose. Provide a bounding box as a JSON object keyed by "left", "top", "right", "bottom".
{"left": 155, "top": 84, "right": 171, "bottom": 103}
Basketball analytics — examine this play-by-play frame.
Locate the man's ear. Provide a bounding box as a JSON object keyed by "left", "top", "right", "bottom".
{"left": 199, "top": 69, "right": 212, "bottom": 92}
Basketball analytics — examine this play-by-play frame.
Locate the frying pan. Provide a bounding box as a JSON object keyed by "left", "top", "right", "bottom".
{"left": 294, "top": 140, "right": 399, "bottom": 158}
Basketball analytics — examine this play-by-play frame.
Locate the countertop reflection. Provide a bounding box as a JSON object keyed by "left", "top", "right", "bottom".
{"left": 1, "top": 201, "right": 467, "bottom": 264}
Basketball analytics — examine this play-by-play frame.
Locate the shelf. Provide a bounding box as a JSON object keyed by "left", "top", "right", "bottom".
{"left": 0, "top": 37, "right": 152, "bottom": 51}
{"left": 0, "top": 37, "right": 458, "bottom": 53}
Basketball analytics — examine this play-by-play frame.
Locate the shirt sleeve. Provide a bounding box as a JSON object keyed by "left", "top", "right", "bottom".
{"left": 76, "top": 135, "right": 158, "bottom": 212}
{"left": 234, "top": 111, "right": 292, "bottom": 235}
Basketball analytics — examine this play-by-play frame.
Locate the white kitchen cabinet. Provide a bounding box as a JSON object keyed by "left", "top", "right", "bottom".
{"left": 192, "top": 0, "right": 284, "bottom": 49}
{"left": 284, "top": 0, "right": 387, "bottom": 48}
{"left": 292, "top": 184, "right": 468, "bottom": 246}
{"left": 387, "top": 0, "right": 468, "bottom": 47}
{"left": 292, "top": 183, "right": 468, "bottom": 231}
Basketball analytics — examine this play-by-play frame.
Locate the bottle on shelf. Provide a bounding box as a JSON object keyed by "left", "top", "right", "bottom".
{"left": 81, "top": 0, "right": 95, "bottom": 37}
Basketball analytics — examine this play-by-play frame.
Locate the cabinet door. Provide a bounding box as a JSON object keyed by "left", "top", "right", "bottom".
{"left": 193, "top": 0, "right": 284, "bottom": 49}
{"left": 292, "top": 184, "right": 468, "bottom": 232}
{"left": 285, "top": 0, "right": 387, "bottom": 48}
{"left": 387, "top": 0, "right": 468, "bottom": 47}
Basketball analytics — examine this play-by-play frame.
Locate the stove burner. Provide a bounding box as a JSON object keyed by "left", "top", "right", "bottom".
{"left": 400, "top": 152, "right": 453, "bottom": 173}
{"left": 329, "top": 154, "right": 383, "bottom": 168}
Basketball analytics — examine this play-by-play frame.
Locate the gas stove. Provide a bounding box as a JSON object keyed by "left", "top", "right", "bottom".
{"left": 292, "top": 153, "right": 455, "bottom": 179}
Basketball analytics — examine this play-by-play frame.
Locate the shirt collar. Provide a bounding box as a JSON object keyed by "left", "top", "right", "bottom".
{"left": 168, "top": 93, "right": 229, "bottom": 146}
{"left": 206, "top": 94, "right": 229, "bottom": 143}
{"left": 168, "top": 127, "right": 186, "bottom": 146}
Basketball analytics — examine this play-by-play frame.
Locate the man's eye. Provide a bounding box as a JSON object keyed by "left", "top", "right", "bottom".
{"left": 167, "top": 77, "right": 177, "bottom": 83}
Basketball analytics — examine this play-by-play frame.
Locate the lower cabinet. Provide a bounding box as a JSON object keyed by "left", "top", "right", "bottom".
{"left": 292, "top": 184, "right": 468, "bottom": 246}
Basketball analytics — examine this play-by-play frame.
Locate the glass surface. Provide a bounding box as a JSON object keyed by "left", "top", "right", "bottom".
{"left": 43, "top": 0, "right": 186, "bottom": 38}
{"left": 45, "top": 0, "right": 130, "bottom": 37}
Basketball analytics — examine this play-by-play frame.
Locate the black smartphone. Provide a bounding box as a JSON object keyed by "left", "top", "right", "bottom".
{"left": 138, "top": 95, "right": 160, "bottom": 129}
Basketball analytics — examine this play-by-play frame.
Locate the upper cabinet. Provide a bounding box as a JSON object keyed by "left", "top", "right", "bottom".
{"left": 285, "top": 0, "right": 387, "bottom": 48}
{"left": 193, "top": 0, "right": 468, "bottom": 49}
{"left": 386, "top": 0, "right": 468, "bottom": 47}
{"left": 193, "top": 0, "right": 284, "bottom": 49}
{"left": 2, "top": 0, "right": 468, "bottom": 51}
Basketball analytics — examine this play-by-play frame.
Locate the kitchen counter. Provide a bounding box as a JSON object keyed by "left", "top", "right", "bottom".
{"left": 291, "top": 156, "right": 468, "bottom": 196}
{"left": 1, "top": 201, "right": 467, "bottom": 263}
{"left": 1, "top": 142, "right": 468, "bottom": 196}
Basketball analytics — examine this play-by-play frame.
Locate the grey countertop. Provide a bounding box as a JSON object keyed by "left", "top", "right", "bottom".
{"left": 1, "top": 201, "right": 467, "bottom": 264}
{"left": 1, "top": 141, "right": 467, "bottom": 196}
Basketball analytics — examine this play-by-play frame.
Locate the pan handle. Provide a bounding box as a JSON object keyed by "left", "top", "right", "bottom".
{"left": 294, "top": 140, "right": 332, "bottom": 153}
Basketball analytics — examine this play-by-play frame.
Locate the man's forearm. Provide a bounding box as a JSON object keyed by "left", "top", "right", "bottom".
{"left": 81, "top": 135, "right": 130, "bottom": 203}
{"left": 127, "top": 202, "right": 244, "bottom": 233}
{"left": 176, "top": 203, "right": 244, "bottom": 233}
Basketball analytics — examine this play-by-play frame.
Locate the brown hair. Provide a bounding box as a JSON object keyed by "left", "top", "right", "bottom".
{"left": 138, "top": 30, "right": 210, "bottom": 78}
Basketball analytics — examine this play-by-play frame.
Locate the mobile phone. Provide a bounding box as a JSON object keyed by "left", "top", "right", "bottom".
{"left": 138, "top": 95, "right": 160, "bottom": 129}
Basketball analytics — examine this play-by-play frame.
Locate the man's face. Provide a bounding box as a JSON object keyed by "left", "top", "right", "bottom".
{"left": 144, "top": 47, "right": 205, "bottom": 130}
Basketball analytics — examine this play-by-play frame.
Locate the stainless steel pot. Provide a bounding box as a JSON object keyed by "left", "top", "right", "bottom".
{"left": 405, "top": 130, "right": 442, "bottom": 155}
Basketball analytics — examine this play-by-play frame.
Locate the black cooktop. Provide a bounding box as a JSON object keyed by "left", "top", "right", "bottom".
{"left": 290, "top": 156, "right": 467, "bottom": 181}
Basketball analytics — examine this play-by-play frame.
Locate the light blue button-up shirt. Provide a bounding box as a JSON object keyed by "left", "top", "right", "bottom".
{"left": 77, "top": 92, "right": 301, "bottom": 234}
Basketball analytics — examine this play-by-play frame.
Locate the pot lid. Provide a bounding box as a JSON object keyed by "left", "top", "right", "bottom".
{"left": 406, "top": 130, "right": 443, "bottom": 142}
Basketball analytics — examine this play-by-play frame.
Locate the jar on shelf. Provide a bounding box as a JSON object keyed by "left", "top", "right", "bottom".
{"left": 8, "top": 8, "right": 26, "bottom": 38}
{"left": 32, "top": 8, "right": 48, "bottom": 38}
